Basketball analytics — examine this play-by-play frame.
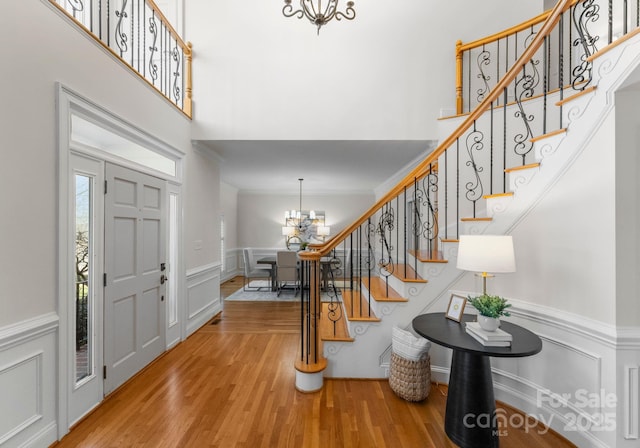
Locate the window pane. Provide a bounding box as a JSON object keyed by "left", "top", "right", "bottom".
{"left": 75, "top": 175, "right": 92, "bottom": 382}
{"left": 71, "top": 115, "right": 177, "bottom": 177}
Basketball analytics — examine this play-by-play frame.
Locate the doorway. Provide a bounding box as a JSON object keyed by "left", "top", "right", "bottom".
{"left": 103, "top": 163, "right": 167, "bottom": 394}
{"left": 58, "top": 85, "right": 184, "bottom": 435}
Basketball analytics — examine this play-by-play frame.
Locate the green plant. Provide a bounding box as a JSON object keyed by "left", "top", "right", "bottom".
{"left": 467, "top": 294, "right": 511, "bottom": 318}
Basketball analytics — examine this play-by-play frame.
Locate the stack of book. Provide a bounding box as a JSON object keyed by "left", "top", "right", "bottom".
{"left": 465, "top": 322, "right": 512, "bottom": 347}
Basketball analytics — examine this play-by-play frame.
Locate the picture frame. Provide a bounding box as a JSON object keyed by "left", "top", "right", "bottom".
{"left": 445, "top": 294, "right": 467, "bottom": 322}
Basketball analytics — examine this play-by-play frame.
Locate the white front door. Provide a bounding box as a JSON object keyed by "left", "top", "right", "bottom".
{"left": 104, "top": 163, "right": 166, "bottom": 394}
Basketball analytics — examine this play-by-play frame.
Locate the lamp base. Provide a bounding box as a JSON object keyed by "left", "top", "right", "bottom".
{"left": 473, "top": 272, "right": 495, "bottom": 295}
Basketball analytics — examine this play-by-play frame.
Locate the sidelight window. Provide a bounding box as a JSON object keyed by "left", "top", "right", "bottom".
{"left": 74, "top": 174, "right": 93, "bottom": 383}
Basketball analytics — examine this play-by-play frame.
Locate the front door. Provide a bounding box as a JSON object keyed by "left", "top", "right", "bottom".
{"left": 104, "top": 163, "right": 166, "bottom": 394}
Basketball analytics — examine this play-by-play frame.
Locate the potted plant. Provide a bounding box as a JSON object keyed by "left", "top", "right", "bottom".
{"left": 467, "top": 294, "right": 511, "bottom": 331}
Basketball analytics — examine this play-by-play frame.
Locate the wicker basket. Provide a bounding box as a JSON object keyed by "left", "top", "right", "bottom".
{"left": 388, "top": 351, "right": 431, "bottom": 402}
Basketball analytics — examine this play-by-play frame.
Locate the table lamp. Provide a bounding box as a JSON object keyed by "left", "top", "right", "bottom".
{"left": 456, "top": 235, "right": 516, "bottom": 294}
{"left": 317, "top": 225, "right": 330, "bottom": 241}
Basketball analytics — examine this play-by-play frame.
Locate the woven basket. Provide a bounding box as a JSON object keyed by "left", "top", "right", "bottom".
{"left": 389, "top": 351, "right": 431, "bottom": 402}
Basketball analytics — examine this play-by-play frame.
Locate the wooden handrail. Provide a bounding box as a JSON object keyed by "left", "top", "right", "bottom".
{"left": 457, "top": 0, "right": 579, "bottom": 53}
{"left": 309, "top": 0, "right": 573, "bottom": 258}
{"left": 455, "top": 0, "right": 580, "bottom": 114}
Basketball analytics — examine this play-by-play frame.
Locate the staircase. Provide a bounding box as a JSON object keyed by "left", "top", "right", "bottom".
{"left": 295, "top": 0, "right": 640, "bottom": 387}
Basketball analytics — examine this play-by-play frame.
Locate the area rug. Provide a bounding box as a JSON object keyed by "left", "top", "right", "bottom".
{"left": 225, "top": 281, "right": 299, "bottom": 302}
{"left": 225, "top": 281, "right": 340, "bottom": 302}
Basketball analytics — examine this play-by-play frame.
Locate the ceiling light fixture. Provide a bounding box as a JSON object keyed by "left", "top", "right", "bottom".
{"left": 283, "top": 0, "right": 356, "bottom": 35}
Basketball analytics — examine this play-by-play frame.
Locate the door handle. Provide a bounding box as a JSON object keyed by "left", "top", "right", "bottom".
{"left": 160, "top": 274, "right": 167, "bottom": 285}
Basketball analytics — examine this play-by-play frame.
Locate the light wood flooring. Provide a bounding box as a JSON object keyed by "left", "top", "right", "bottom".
{"left": 53, "top": 276, "right": 576, "bottom": 448}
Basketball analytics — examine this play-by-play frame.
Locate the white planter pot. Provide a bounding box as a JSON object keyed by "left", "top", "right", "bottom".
{"left": 478, "top": 315, "right": 500, "bottom": 332}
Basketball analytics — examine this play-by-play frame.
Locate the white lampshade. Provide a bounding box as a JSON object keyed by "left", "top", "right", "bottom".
{"left": 457, "top": 235, "right": 516, "bottom": 273}
{"left": 317, "top": 226, "right": 330, "bottom": 237}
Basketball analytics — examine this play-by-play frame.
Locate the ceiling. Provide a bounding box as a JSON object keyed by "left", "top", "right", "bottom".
{"left": 197, "top": 140, "right": 437, "bottom": 194}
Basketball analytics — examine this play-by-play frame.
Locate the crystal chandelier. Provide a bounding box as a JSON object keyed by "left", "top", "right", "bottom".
{"left": 283, "top": 0, "right": 356, "bottom": 35}
{"left": 282, "top": 179, "right": 329, "bottom": 249}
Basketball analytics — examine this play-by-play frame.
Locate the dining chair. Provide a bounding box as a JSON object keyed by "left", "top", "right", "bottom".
{"left": 242, "top": 248, "right": 272, "bottom": 291}
{"left": 276, "top": 251, "right": 299, "bottom": 296}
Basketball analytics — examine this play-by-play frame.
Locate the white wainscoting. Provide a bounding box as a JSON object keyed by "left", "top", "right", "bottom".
{"left": 0, "top": 313, "right": 58, "bottom": 448}
{"left": 185, "top": 262, "right": 222, "bottom": 337}
{"left": 427, "top": 296, "right": 640, "bottom": 448}
{"left": 222, "top": 248, "right": 241, "bottom": 283}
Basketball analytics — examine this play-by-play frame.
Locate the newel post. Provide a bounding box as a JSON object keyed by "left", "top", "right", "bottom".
{"left": 184, "top": 42, "right": 193, "bottom": 118}
{"left": 294, "top": 250, "right": 327, "bottom": 392}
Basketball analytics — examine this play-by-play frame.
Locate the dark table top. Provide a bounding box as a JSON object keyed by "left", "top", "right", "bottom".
{"left": 412, "top": 313, "right": 542, "bottom": 358}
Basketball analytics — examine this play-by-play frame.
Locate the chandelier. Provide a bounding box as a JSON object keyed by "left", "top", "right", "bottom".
{"left": 282, "top": 179, "right": 329, "bottom": 249}
{"left": 283, "top": 0, "right": 356, "bottom": 35}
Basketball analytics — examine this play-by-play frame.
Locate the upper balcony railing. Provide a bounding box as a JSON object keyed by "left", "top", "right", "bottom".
{"left": 50, "top": 0, "right": 192, "bottom": 118}
{"left": 455, "top": 0, "right": 639, "bottom": 114}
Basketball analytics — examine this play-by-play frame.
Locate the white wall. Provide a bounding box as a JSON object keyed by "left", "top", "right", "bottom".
{"left": 499, "top": 111, "right": 617, "bottom": 324}
{"left": 220, "top": 182, "right": 239, "bottom": 278}
{"left": 615, "top": 87, "right": 640, "bottom": 327}
{"left": 0, "top": 2, "right": 221, "bottom": 445}
{"left": 184, "top": 147, "right": 221, "bottom": 270}
{"left": 186, "top": 0, "right": 543, "bottom": 141}
{"left": 237, "top": 191, "right": 375, "bottom": 249}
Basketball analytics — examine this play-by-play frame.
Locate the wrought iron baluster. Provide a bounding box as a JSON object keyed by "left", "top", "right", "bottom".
{"left": 421, "top": 167, "right": 439, "bottom": 258}
{"left": 496, "top": 39, "right": 501, "bottom": 106}
{"left": 609, "top": 0, "right": 613, "bottom": 44}
{"left": 444, "top": 141, "right": 448, "bottom": 239}
{"left": 503, "top": 87, "right": 507, "bottom": 192}
{"left": 148, "top": 14, "right": 159, "bottom": 84}
{"left": 543, "top": 35, "right": 549, "bottom": 135}
{"left": 513, "top": 60, "right": 538, "bottom": 165}
{"left": 467, "top": 50, "right": 472, "bottom": 112}
{"left": 465, "top": 121, "right": 485, "bottom": 218}
{"left": 571, "top": 0, "right": 599, "bottom": 91}
{"left": 624, "top": 0, "right": 629, "bottom": 37}
{"left": 130, "top": 0, "right": 134, "bottom": 67}
{"left": 456, "top": 138, "right": 460, "bottom": 239}
{"left": 365, "top": 218, "right": 374, "bottom": 316}
{"left": 114, "top": 0, "right": 128, "bottom": 57}
{"left": 476, "top": 44, "right": 492, "bottom": 103}
{"left": 377, "top": 202, "right": 395, "bottom": 280}
{"left": 172, "top": 44, "right": 182, "bottom": 105}
{"left": 558, "top": 12, "right": 564, "bottom": 128}
{"left": 490, "top": 102, "right": 494, "bottom": 195}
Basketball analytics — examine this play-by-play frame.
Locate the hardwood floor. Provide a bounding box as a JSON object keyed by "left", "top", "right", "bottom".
{"left": 53, "top": 276, "right": 575, "bottom": 448}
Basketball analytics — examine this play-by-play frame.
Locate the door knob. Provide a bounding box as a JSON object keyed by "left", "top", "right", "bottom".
{"left": 160, "top": 274, "right": 167, "bottom": 285}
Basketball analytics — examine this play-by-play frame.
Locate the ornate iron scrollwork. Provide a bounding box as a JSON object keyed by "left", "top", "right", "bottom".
{"left": 148, "top": 17, "right": 159, "bottom": 82}
{"left": 513, "top": 59, "right": 539, "bottom": 163}
{"left": 115, "top": 0, "right": 129, "bottom": 57}
{"left": 377, "top": 205, "right": 395, "bottom": 277}
{"left": 476, "top": 46, "right": 492, "bottom": 104}
{"left": 172, "top": 46, "right": 182, "bottom": 103}
{"left": 66, "top": 0, "right": 84, "bottom": 12}
{"left": 571, "top": 0, "right": 599, "bottom": 90}
{"left": 464, "top": 123, "right": 485, "bottom": 214}
{"left": 364, "top": 219, "right": 376, "bottom": 273}
{"left": 420, "top": 170, "right": 439, "bottom": 244}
